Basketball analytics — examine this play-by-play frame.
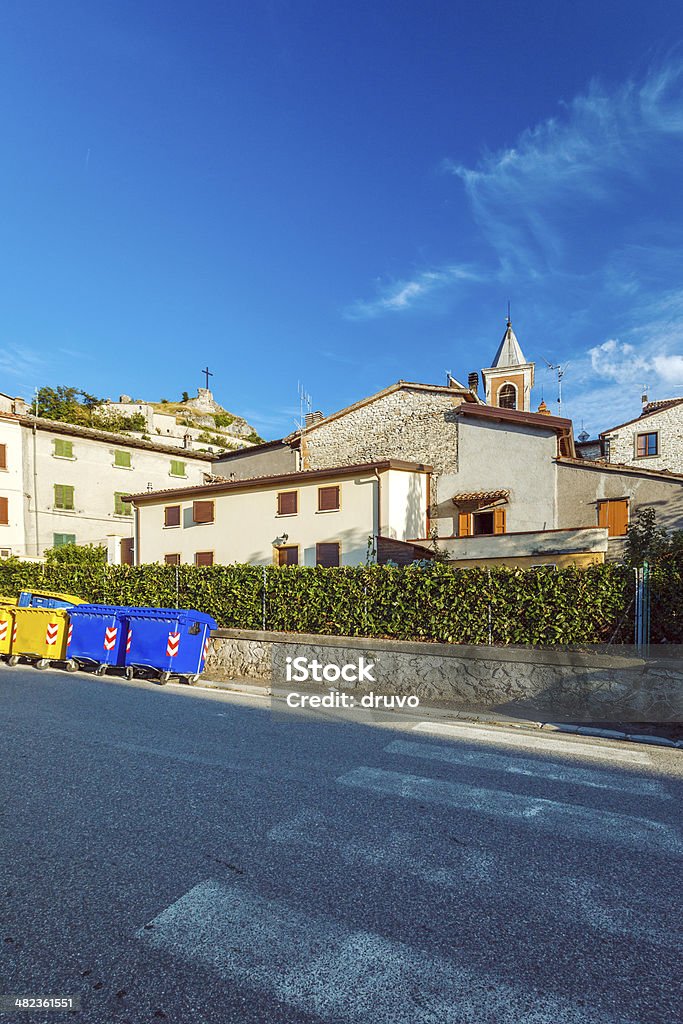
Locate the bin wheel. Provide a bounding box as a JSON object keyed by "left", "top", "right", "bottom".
{"left": 125, "top": 667, "right": 135, "bottom": 681}
{"left": 159, "top": 671, "right": 171, "bottom": 685}
{"left": 35, "top": 659, "right": 50, "bottom": 671}
{"left": 65, "top": 660, "right": 79, "bottom": 673}
{"left": 7, "top": 655, "right": 20, "bottom": 667}
{"left": 186, "top": 674, "right": 200, "bottom": 686}
{"left": 95, "top": 664, "right": 107, "bottom": 676}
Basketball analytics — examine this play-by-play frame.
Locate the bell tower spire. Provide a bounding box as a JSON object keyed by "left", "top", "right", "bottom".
{"left": 480, "top": 313, "right": 535, "bottom": 412}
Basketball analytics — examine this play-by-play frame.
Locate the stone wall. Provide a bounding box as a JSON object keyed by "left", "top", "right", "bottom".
{"left": 205, "top": 628, "right": 683, "bottom": 723}
{"left": 304, "top": 387, "right": 462, "bottom": 475}
{"left": 604, "top": 403, "right": 683, "bottom": 475}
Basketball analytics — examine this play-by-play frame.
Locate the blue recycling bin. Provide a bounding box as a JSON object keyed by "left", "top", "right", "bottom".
{"left": 18, "top": 589, "right": 85, "bottom": 609}
{"left": 66, "top": 604, "right": 130, "bottom": 674}
{"left": 124, "top": 607, "right": 217, "bottom": 683}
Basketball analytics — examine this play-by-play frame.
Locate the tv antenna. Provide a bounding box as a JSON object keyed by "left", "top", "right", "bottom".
{"left": 543, "top": 358, "right": 568, "bottom": 415}
{"left": 296, "top": 381, "right": 313, "bottom": 431}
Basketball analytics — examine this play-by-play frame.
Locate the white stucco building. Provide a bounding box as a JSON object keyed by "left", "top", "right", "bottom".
{"left": 126, "top": 461, "right": 432, "bottom": 567}
{"left": 0, "top": 413, "right": 214, "bottom": 560}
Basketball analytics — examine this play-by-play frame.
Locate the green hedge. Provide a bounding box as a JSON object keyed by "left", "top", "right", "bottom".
{"left": 0, "top": 561, "right": 634, "bottom": 646}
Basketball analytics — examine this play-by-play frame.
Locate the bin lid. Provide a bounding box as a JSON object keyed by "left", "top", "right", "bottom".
{"left": 68, "top": 604, "right": 129, "bottom": 615}
{"left": 19, "top": 589, "right": 85, "bottom": 605}
{"left": 126, "top": 607, "right": 217, "bottom": 629}
{"left": 0, "top": 595, "right": 17, "bottom": 605}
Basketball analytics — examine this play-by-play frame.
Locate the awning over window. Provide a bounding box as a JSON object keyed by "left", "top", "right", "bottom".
{"left": 451, "top": 488, "right": 509, "bottom": 508}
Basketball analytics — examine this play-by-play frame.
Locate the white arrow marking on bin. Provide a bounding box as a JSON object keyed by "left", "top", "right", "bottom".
{"left": 103, "top": 626, "right": 118, "bottom": 651}
{"left": 45, "top": 622, "right": 60, "bottom": 646}
{"left": 166, "top": 631, "right": 180, "bottom": 657}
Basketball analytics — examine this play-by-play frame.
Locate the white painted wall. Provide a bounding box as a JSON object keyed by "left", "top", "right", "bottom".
{"left": 0, "top": 418, "right": 26, "bottom": 555}
{"left": 382, "top": 469, "right": 429, "bottom": 541}
{"left": 433, "top": 419, "right": 558, "bottom": 537}
{"left": 21, "top": 424, "right": 210, "bottom": 558}
{"left": 136, "top": 470, "right": 385, "bottom": 566}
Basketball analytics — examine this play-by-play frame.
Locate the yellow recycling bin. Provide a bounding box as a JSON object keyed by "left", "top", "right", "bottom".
{"left": 0, "top": 605, "right": 14, "bottom": 654}
{"left": 10, "top": 607, "right": 70, "bottom": 668}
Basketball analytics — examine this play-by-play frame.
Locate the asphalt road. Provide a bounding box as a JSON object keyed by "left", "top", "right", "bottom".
{"left": 0, "top": 665, "right": 681, "bottom": 1024}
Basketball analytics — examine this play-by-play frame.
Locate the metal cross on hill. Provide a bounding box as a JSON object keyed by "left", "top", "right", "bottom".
{"left": 201, "top": 366, "right": 213, "bottom": 390}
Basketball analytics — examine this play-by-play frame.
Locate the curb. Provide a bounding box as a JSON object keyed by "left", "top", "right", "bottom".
{"left": 202, "top": 678, "right": 682, "bottom": 751}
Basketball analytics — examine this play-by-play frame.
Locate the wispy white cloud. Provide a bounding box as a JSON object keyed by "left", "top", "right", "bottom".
{"left": 345, "top": 264, "right": 482, "bottom": 320}
{"left": 445, "top": 59, "right": 683, "bottom": 275}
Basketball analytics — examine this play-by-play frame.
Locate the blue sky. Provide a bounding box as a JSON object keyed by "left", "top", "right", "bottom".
{"left": 2, "top": 1, "right": 683, "bottom": 440}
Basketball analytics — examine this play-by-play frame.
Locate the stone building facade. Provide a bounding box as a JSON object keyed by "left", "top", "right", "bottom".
{"left": 599, "top": 399, "right": 683, "bottom": 475}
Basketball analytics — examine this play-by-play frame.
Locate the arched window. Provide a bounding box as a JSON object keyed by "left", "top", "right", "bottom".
{"left": 498, "top": 383, "right": 517, "bottom": 409}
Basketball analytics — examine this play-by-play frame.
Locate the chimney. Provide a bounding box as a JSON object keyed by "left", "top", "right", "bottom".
{"left": 305, "top": 410, "right": 323, "bottom": 428}
{"left": 641, "top": 390, "right": 648, "bottom": 411}
{"left": 183, "top": 433, "right": 192, "bottom": 450}
{"left": 467, "top": 372, "right": 479, "bottom": 395}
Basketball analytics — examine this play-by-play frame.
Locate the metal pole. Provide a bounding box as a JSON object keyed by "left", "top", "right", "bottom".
{"left": 175, "top": 565, "right": 179, "bottom": 610}
{"left": 262, "top": 566, "right": 267, "bottom": 631}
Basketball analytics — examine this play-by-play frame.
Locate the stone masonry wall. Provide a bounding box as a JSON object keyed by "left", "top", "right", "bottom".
{"left": 303, "top": 388, "right": 462, "bottom": 475}
{"left": 605, "top": 404, "right": 683, "bottom": 475}
{"left": 205, "top": 628, "right": 683, "bottom": 723}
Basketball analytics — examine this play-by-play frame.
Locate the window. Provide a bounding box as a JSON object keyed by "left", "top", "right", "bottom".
{"left": 192, "top": 500, "right": 215, "bottom": 524}
{"left": 0, "top": 496, "right": 7, "bottom": 525}
{"left": 114, "top": 450, "right": 132, "bottom": 469}
{"left": 164, "top": 553, "right": 181, "bottom": 565}
{"left": 120, "top": 538, "right": 134, "bottom": 565}
{"left": 194, "top": 551, "right": 214, "bottom": 567}
{"left": 54, "top": 484, "right": 75, "bottom": 511}
{"left": 636, "top": 432, "right": 658, "bottom": 458}
{"left": 498, "top": 383, "right": 517, "bottom": 410}
{"left": 277, "top": 546, "right": 299, "bottom": 566}
{"left": 458, "top": 508, "right": 506, "bottom": 537}
{"left": 318, "top": 485, "right": 340, "bottom": 512}
{"left": 53, "top": 533, "right": 76, "bottom": 547}
{"left": 0, "top": 444, "right": 6, "bottom": 470}
{"left": 316, "top": 542, "right": 340, "bottom": 567}
{"left": 164, "top": 505, "right": 181, "bottom": 527}
{"left": 114, "top": 492, "right": 132, "bottom": 517}
{"left": 277, "top": 491, "right": 298, "bottom": 516}
{"left": 598, "top": 498, "right": 629, "bottom": 537}
{"left": 53, "top": 439, "right": 74, "bottom": 459}
{"left": 170, "top": 459, "right": 186, "bottom": 477}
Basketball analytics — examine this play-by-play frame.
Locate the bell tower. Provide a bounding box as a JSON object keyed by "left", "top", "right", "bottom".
{"left": 481, "top": 316, "right": 535, "bottom": 412}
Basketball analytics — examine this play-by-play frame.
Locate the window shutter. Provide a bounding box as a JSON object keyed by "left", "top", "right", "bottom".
{"left": 170, "top": 460, "right": 186, "bottom": 477}
{"left": 54, "top": 439, "right": 73, "bottom": 458}
{"left": 195, "top": 551, "right": 214, "bottom": 567}
{"left": 493, "top": 508, "right": 506, "bottom": 535}
{"left": 164, "top": 505, "right": 181, "bottom": 527}
{"left": 277, "top": 491, "right": 298, "bottom": 515}
{"left": 114, "top": 492, "right": 131, "bottom": 516}
{"left": 54, "top": 485, "right": 74, "bottom": 510}
{"left": 0, "top": 496, "right": 8, "bottom": 525}
{"left": 164, "top": 553, "right": 181, "bottom": 565}
{"left": 114, "top": 450, "right": 131, "bottom": 468}
{"left": 193, "top": 500, "right": 215, "bottom": 524}
{"left": 278, "top": 547, "right": 299, "bottom": 566}
{"left": 120, "top": 538, "right": 134, "bottom": 565}
{"left": 0, "top": 444, "right": 6, "bottom": 470}
{"left": 597, "top": 502, "right": 609, "bottom": 529}
{"left": 611, "top": 500, "right": 629, "bottom": 537}
{"left": 318, "top": 486, "right": 340, "bottom": 511}
{"left": 458, "top": 512, "right": 471, "bottom": 537}
{"left": 316, "top": 542, "right": 340, "bottom": 567}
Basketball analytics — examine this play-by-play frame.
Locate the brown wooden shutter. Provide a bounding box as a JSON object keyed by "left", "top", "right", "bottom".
{"left": 318, "top": 486, "right": 340, "bottom": 511}
{"left": 0, "top": 444, "right": 6, "bottom": 470}
{"left": 165, "top": 505, "right": 181, "bottom": 527}
{"left": 195, "top": 551, "right": 214, "bottom": 566}
{"left": 458, "top": 512, "right": 471, "bottom": 537}
{"left": 610, "top": 499, "right": 629, "bottom": 537}
{"left": 316, "top": 542, "right": 340, "bottom": 567}
{"left": 164, "top": 553, "right": 181, "bottom": 565}
{"left": 120, "top": 537, "right": 134, "bottom": 565}
{"left": 493, "top": 508, "right": 506, "bottom": 535}
{"left": 278, "top": 546, "right": 299, "bottom": 566}
{"left": 193, "top": 500, "right": 214, "bottom": 524}
{"left": 597, "top": 501, "right": 609, "bottom": 530}
{"left": 277, "top": 491, "right": 298, "bottom": 515}
{"left": 0, "top": 496, "right": 8, "bottom": 525}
